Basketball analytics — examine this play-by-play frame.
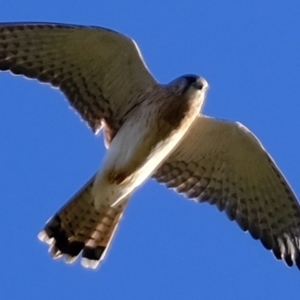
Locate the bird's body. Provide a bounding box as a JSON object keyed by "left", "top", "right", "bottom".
{"left": 1, "top": 22, "right": 300, "bottom": 270}
{"left": 93, "top": 78, "right": 206, "bottom": 209}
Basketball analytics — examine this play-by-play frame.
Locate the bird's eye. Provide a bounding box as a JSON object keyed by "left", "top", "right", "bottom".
{"left": 193, "top": 77, "right": 208, "bottom": 91}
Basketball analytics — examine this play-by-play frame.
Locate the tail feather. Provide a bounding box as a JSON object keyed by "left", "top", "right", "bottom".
{"left": 81, "top": 203, "right": 127, "bottom": 268}
{"left": 38, "top": 175, "right": 129, "bottom": 269}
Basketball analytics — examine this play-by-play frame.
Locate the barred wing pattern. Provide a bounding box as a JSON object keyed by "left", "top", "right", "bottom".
{"left": 0, "top": 23, "right": 156, "bottom": 133}
{"left": 153, "top": 116, "right": 300, "bottom": 269}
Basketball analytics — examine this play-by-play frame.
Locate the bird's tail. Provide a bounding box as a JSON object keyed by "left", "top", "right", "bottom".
{"left": 38, "top": 175, "right": 129, "bottom": 269}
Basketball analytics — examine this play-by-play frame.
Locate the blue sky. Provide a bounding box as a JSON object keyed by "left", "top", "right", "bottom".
{"left": 1, "top": 1, "right": 300, "bottom": 299}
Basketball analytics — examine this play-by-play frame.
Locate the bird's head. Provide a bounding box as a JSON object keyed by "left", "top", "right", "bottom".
{"left": 168, "top": 74, "right": 209, "bottom": 112}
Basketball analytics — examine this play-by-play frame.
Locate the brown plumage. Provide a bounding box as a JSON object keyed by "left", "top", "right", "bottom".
{"left": 153, "top": 116, "right": 300, "bottom": 268}
{"left": 1, "top": 22, "right": 300, "bottom": 271}
{"left": 38, "top": 175, "right": 129, "bottom": 267}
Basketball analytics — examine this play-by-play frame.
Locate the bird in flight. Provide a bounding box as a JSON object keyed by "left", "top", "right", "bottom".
{"left": 1, "top": 23, "right": 300, "bottom": 270}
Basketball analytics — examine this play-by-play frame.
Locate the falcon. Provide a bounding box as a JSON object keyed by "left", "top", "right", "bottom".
{"left": 1, "top": 23, "right": 300, "bottom": 270}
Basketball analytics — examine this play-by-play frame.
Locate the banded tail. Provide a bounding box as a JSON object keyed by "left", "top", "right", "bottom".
{"left": 38, "top": 175, "right": 129, "bottom": 269}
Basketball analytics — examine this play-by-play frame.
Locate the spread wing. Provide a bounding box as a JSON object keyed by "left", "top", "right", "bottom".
{"left": 153, "top": 115, "right": 300, "bottom": 269}
{"left": 0, "top": 23, "right": 157, "bottom": 133}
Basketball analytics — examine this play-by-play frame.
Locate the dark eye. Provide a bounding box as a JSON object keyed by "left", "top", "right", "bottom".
{"left": 182, "top": 75, "right": 208, "bottom": 93}
{"left": 193, "top": 77, "right": 208, "bottom": 90}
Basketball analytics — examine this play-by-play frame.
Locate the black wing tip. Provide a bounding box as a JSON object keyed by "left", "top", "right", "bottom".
{"left": 263, "top": 233, "right": 300, "bottom": 271}
{"left": 295, "top": 254, "right": 300, "bottom": 270}
{"left": 229, "top": 215, "right": 300, "bottom": 271}
{"left": 283, "top": 251, "right": 300, "bottom": 270}
{"left": 281, "top": 254, "right": 300, "bottom": 270}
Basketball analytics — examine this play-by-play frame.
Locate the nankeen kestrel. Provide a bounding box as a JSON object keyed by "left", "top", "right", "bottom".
{"left": 1, "top": 23, "right": 300, "bottom": 270}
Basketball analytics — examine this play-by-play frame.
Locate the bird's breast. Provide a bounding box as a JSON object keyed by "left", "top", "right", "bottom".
{"left": 93, "top": 90, "right": 200, "bottom": 206}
